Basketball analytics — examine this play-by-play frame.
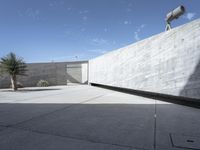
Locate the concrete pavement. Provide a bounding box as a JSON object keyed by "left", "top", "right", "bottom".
{"left": 0, "top": 85, "right": 200, "bottom": 150}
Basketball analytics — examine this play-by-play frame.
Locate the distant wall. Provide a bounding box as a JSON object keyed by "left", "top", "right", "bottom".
{"left": 66, "top": 62, "right": 88, "bottom": 84}
{"left": 0, "top": 61, "right": 88, "bottom": 88}
{"left": 89, "top": 19, "right": 200, "bottom": 100}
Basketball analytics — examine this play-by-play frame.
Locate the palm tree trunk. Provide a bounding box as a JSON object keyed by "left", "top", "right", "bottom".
{"left": 11, "top": 75, "right": 17, "bottom": 91}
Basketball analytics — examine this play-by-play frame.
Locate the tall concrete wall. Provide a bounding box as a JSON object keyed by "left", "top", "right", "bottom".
{"left": 89, "top": 19, "right": 200, "bottom": 100}
{"left": 0, "top": 61, "right": 88, "bottom": 88}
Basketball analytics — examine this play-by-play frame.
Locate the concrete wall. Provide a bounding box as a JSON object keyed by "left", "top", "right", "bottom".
{"left": 89, "top": 19, "right": 200, "bottom": 100}
{"left": 0, "top": 61, "right": 88, "bottom": 88}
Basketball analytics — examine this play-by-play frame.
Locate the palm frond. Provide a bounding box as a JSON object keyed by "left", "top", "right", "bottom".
{"left": 0, "top": 52, "right": 28, "bottom": 76}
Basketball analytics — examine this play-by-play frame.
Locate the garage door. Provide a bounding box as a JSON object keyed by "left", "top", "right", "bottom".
{"left": 66, "top": 64, "right": 82, "bottom": 84}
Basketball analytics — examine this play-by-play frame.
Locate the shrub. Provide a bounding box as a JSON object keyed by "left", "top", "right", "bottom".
{"left": 37, "top": 80, "right": 49, "bottom": 87}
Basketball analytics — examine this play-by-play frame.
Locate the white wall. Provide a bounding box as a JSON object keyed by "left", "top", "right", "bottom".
{"left": 89, "top": 19, "right": 200, "bottom": 100}
{"left": 81, "top": 63, "right": 88, "bottom": 84}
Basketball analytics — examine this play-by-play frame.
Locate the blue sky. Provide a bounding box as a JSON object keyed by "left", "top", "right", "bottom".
{"left": 0, "top": 0, "right": 199, "bottom": 62}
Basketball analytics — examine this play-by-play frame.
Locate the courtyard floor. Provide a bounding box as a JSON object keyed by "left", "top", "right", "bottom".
{"left": 0, "top": 85, "right": 200, "bottom": 150}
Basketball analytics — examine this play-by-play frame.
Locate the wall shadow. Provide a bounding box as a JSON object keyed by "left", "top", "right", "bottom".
{"left": 66, "top": 73, "right": 81, "bottom": 84}
{"left": 179, "top": 58, "right": 200, "bottom": 100}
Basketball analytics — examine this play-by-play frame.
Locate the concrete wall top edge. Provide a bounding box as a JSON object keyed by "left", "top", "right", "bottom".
{"left": 27, "top": 60, "right": 88, "bottom": 65}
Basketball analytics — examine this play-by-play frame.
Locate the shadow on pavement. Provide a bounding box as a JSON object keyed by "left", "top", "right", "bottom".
{"left": 0, "top": 102, "right": 199, "bottom": 150}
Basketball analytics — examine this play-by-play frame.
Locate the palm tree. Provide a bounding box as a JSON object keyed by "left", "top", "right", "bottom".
{"left": 0, "top": 52, "right": 27, "bottom": 91}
